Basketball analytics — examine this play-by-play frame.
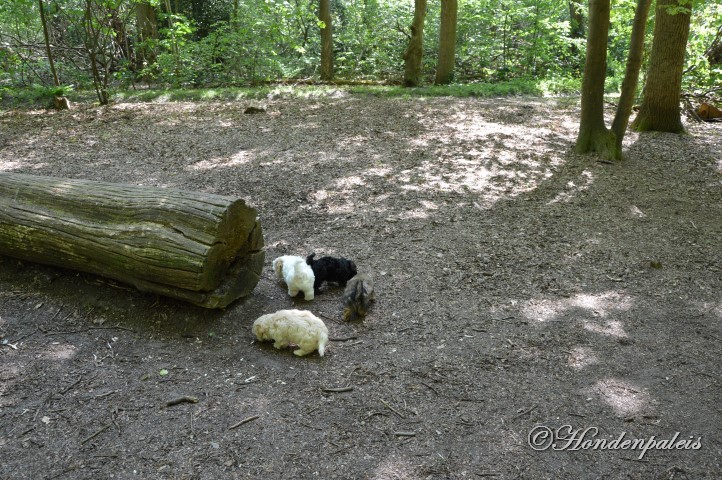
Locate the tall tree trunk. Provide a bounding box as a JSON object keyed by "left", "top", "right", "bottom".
{"left": 38, "top": 0, "right": 60, "bottom": 88}
{"left": 610, "top": 0, "right": 652, "bottom": 158}
{"left": 404, "top": 0, "right": 427, "bottom": 87}
{"left": 631, "top": 0, "right": 693, "bottom": 133}
{"left": 575, "top": 0, "right": 615, "bottom": 157}
{"left": 319, "top": 0, "right": 333, "bottom": 81}
{"left": 135, "top": 1, "right": 158, "bottom": 68}
{"left": 434, "top": 0, "right": 457, "bottom": 85}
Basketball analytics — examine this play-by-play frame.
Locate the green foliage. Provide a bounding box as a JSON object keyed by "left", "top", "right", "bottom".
{"left": 684, "top": 1, "right": 722, "bottom": 93}
{"left": 0, "top": 83, "right": 74, "bottom": 107}
{"left": 0, "top": 0, "right": 717, "bottom": 97}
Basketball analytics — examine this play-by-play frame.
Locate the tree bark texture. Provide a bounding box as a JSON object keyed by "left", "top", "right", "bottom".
{"left": 434, "top": 0, "right": 457, "bottom": 85}
{"left": 575, "top": 0, "right": 615, "bottom": 157}
{"left": 319, "top": 0, "right": 333, "bottom": 81}
{"left": 404, "top": 0, "right": 427, "bottom": 87}
{"left": 610, "top": 0, "right": 652, "bottom": 158}
{"left": 0, "top": 173, "right": 264, "bottom": 308}
{"left": 631, "top": 0, "right": 692, "bottom": 133}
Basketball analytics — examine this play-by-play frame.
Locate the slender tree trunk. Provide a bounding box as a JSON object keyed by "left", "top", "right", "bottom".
{"left": 404, "top": 0, "right": 427, "bottom": 87}
{"left": 38, "top": 0, "right": 60, "bottom": 87}
{"left": 83, "top": 0, "right": 109, "bottom": 105}
{"left": 163, "top": 0, "right": 178, "bottom": 57}
{"left": 575, "top": 0, "right": 615, "bottom": 157}
{"left": 319, "top": 0, "right": 333, "bottom": 80}
{"left": 434, "top": 0, "right": 457, "bottom": 85}
{"left": 136, "top": 2, "right": 158, "bottom": 68}
{"left": 631, "top": 0, "right": 693, "bottom": 133}
{"left": 610, "top": 0, "right": 652, "bottom": 158}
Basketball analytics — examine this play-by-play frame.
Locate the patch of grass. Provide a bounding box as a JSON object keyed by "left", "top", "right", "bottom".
{"left": 1, "top": 77, "right": 584, "bottom": 109}
{"left": 0, "top": 84, "right": 74, "bottom": 108}
{"left": 350, "top": 77, "right": 583, "bottom": 98}
{"left": 538, "top": 76, "right": 582, "bottom": 95}
{"left": 349, "top": 79, "right": 546, "bottom": 98}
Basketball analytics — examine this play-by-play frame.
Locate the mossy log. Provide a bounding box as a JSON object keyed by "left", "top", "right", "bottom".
{"left": 0, "top": 172, "right": 264, "bottom": 308}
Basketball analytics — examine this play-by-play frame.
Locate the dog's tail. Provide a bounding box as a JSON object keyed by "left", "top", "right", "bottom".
{"left": 317, "top": 330, "right": 328, "bottom": 357}
{"left": 305, "top": 252, "right": 316, "bottom": 265}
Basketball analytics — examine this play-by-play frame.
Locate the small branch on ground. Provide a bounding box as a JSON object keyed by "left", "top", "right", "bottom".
{"left": 228, "top": 415, "right": 260, "bottom": 430}
{"left": 165, "top": 396, "right": 199, "bottom": 407}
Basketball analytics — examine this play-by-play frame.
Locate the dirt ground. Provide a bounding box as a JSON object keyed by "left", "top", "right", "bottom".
{"left": 0, "top": 93, "right": 720, "bottom": 480}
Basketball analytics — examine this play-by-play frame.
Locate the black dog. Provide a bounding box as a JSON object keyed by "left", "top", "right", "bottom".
{"left": 306, "top": 253, "right": 357, "bottom": 293}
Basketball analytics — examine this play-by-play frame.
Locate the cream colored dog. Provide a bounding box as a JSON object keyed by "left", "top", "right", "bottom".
{"left": 272, "top": 255, "right": 315, "bottom": 300}
{"left": 252, "top": 309, "right": 328, "bottom": 357}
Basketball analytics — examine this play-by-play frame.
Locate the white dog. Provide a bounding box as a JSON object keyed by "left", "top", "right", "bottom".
{"left": 272, "top": 255, "right": 315, "bottom": 300}
{"left": 252, "top": 309, "right": 328, "bottom": 357}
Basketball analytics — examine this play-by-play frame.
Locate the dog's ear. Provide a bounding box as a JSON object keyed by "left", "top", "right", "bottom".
{"left": 306, "top": 253, "right": 315, "bottom": 265}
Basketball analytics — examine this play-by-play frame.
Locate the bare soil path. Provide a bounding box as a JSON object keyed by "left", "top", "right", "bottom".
{"left": 0, "top": 94, "right": 720, "bottom": 479}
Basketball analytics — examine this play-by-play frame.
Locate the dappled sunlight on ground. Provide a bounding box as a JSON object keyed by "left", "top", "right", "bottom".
{"left": 188, "top": 150, "right": 253, "bottom": 171}
{"left": 581, "top": 319, "right": 628, "bottom": 338}
{"left": 588, "top": 378, "right": 653, "bottom": 417}
{"left": 567, "top": 346, "right": 600, "bottom": 370}
{"left": 548, "top": 170, "right": 594, "bottom": 205}
{"left": 522, "top": 291, "right": 634, "bottom": 324}
{"left": 369, "top": 456, "right": 418, "bottom": 480}
{"left": 40, "top": 342, "right": 78, "bottom": 361}
{"left": 0, "top": 160, "right": 31, "bottom": 171}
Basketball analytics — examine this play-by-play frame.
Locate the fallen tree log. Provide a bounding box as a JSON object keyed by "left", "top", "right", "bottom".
{"left": 0, "top": 172, "right": 264, "bottom": 308}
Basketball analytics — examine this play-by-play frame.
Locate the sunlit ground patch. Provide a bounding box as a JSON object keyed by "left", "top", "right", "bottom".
{"left": 588, "top": 378, "right": 653, "bottom": 417}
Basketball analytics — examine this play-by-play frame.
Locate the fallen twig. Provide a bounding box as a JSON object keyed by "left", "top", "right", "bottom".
{"left": 321, "top": 386, "right": 354, "bottom": 393}
{"left": 317, "top": 312, "right": 343, "bottom": 324}
{"left": 94, "top": 390, "right": 117, "bottom": 399}
{"left": 511, "top": 404, "right": 538, "bottom": 420}
{"left": 165, "top": 396, "right": 199, "bottom": 407}
{"left": 394, "top": 431, "right": 416, "bottom": 437}
{"left": 81, "top": 424, "right": 110, "bottom": 445}
{"left": 228, "top": 415, "right": 260, "bottom": 430}
{"left": 693, "top": 371, "right": 719, "bottom": 381}
{"left": 48, "top": 305, "right": 63, "bottom": 322}
{"left": 60, "top": 377, "right": 83, "bottom": 395}
{"left": 421, "top": 382, "right": 439, "bottom": 395}
{"left": 331, "top": 444, "right": 355, "bottom": 455}
{"left": 329, "top": 336, "right": 358, "bottom": 342}
{"left": 46, "top": 325, "right": 134, "bottom": 336}
{"left": 381, "top": 399, "right": 405, "bottom": 419}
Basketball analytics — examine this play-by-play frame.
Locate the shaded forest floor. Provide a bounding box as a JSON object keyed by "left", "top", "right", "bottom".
{"left": 0, "top": 93, "right": 720, "bottom": 479}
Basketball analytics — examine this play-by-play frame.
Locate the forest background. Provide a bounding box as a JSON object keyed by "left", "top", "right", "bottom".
{"left": 0, "top": 0, "right": 720, "bottom": 106}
